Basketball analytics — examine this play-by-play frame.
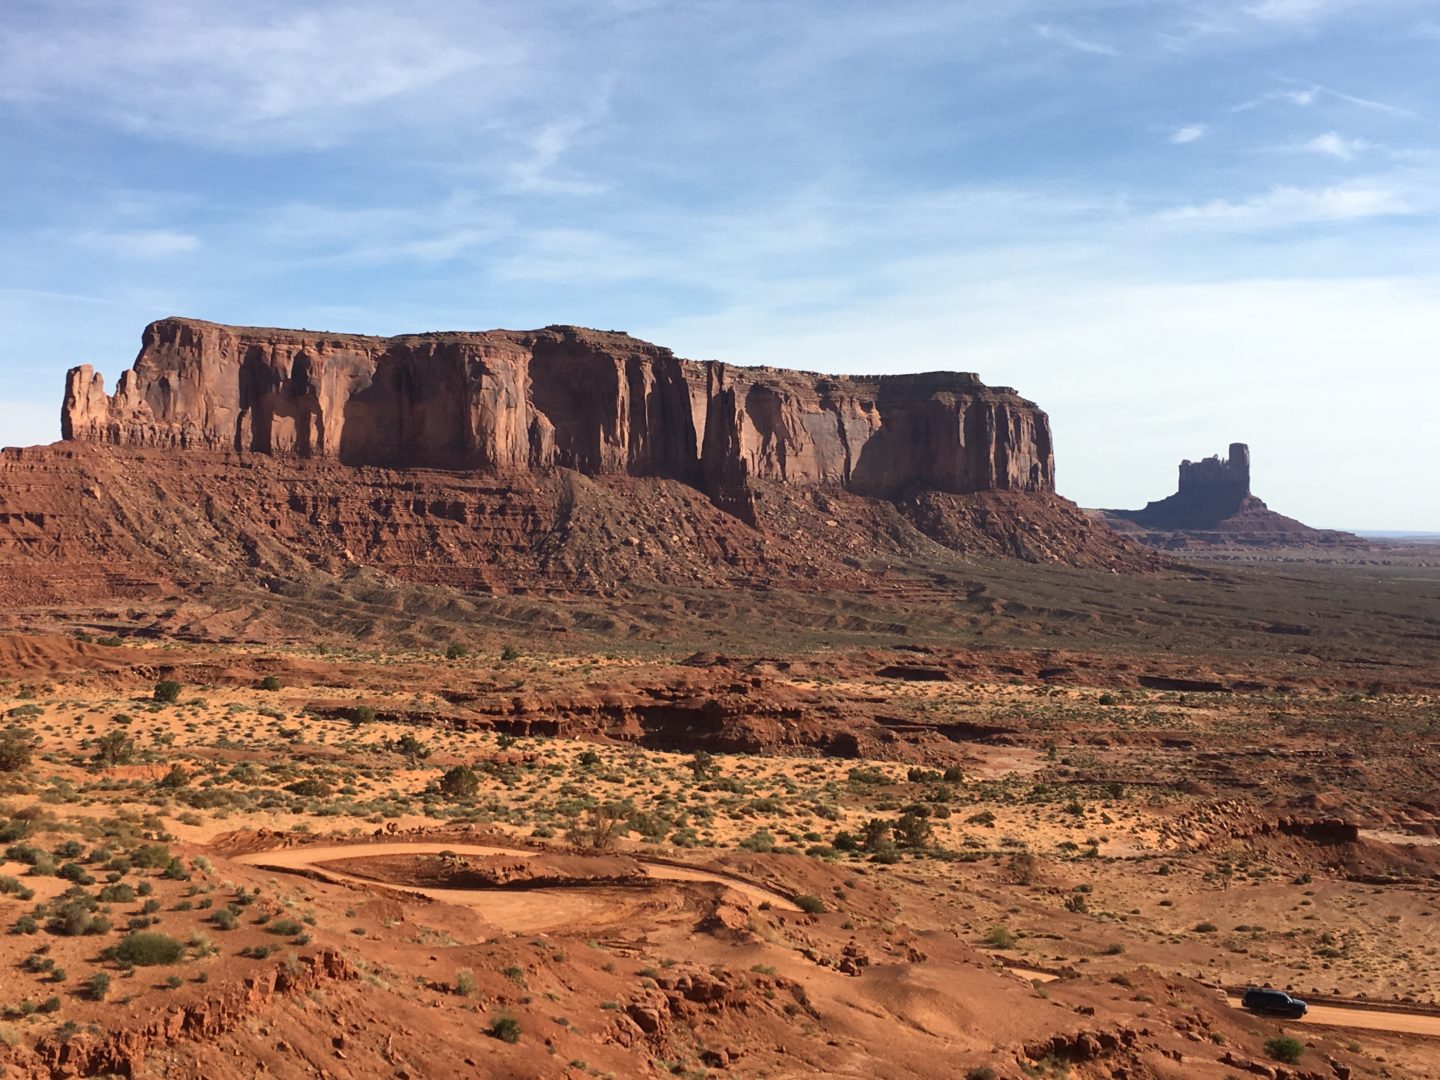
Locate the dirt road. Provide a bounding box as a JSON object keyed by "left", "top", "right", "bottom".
{"left": 234, "top": 841, "right": 800, "bottom": 932}
{"left": 1006, "top": 966, "right": 1440, "bottom": 1039}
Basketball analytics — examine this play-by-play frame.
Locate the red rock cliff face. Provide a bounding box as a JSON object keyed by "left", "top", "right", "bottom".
{"left": 62, "top": 318, "right": 1054, "bottom": 522}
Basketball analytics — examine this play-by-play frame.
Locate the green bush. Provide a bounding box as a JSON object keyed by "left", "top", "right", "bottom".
{"left": 85, "top": 972, "right": 111, "bottom": 1001}
{"left": 0, "top": 728, "right": 36, "bottom": 772}
{"left": 268, "top": 918, "right": 304, "bottom": 936}
{"left": 48, "top": 894, "right": 103, "bottom": 936}
{"left": 1264, "top": 1036, "right": 1304, "bottom": 1064}
{"left": 444, "top": 643, "right": 468, "bottom": 660}
{"left": 114, "top": 932, "right": 185, "bottom": 966}
{"left": 489, "top": 1015, "right": 521, "bottom": 1043}
{"left": 795, "top": 894, "right": 827, "bottom": 914}
{"left": 153, "top": 680, "right": 182, "bottom": 703}
{"left": 983, "top": 925, "right": 1016, "bottom": 949}
{"left": 438, "top": 765, "right": 479, "bottom": 800}
{"left": 392, "top": 733, "right": 430, "bottom": 762}
{"left": 92, "top": 730, "right": 135, "bottom": 766}
{"left": 258, "top": 675, "right": 282, "bottom": 691}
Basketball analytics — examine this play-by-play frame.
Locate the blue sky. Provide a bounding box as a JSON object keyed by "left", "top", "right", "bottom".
{"left": 1, "top": 0, "right": 1437, "bottom": 529}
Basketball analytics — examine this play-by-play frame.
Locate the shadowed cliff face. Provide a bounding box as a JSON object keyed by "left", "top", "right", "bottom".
{"left": 61, "top": 317, "right": 1054, "bottom": 522}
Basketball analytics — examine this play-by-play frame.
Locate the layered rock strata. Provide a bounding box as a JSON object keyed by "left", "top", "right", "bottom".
{"left": 62, "top": 318, "right": 1054, "bottom": 524}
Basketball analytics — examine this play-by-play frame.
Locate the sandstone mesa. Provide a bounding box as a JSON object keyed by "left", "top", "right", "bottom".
{"left": 62, "top": 318, "right": 1054, "bottom": 527}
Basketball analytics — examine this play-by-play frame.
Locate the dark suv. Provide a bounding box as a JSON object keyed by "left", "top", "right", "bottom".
{"left": 1241, "top": 987, "right": 1308, "bottom": 1018}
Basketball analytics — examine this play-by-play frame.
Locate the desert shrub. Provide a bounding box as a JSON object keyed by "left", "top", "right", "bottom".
{"left": 0, "top": 876, "right": 34, "bottom": 901}
{"left": 0, "top": 728, "right": 37, "bottom": 772}
{"left": 92, "top": 730, "right": 134, "bottom": 766}
{"left": 739, "top": 830, "right": 775, "bottom": 853}
{"left": 454, "top": 969, "right": 477, "bottom": 996}
{"left": 625, "top": 811, "right": 669, "bottom": 840}
{"left": 942, "top": 765, "right": 965, "bottom": 783}
{"left": 57, "top": 863, "right": 94, "bottom": 886}
{"left": 437, "top": 765, "right": 479, "bottom": 800}
{"left": 983, "top": 925, "right": 1016, "bottom": 949}
{"left": 153, "top": 680, "right": 182, "bottom": 703}
{"left": 965, "top": 1069, "right": 998, "bottom": 1080}
{"left": 85, "top": 972, "right": 111, "bottom": 1001}
{"left": 1264, "top": 1036, "right": 1304, "bottom": 1064}
{"left": 392, "top": 733, "right": 430, "bottom": 762}
{"left": 686, "top": 751, "right": 719, "bottom": 780}
{"left": 258, "top": 675, "right": 282, "bottom": 691}
{"left": 499, "top": 644, "right": 520, "bottom": 662}
{"left": 859, "top": 818, "right": 893, "bottom": 854}
{"left": 489, "top": 1015, "right": 521, "bottom": 1043}
{"left": 48, "top": 893, "right": 103, "bottom": 936}
{"left": 284, "top": 779, "right": 332, "bottom": 798}
{"left": 795, "top": 894, "right": 826, "bottom": 914}
{"left": 568, "top": 803, "right": 627, "bottom": 851}
{"left": 115, "top": 932, "right": 184, "bottom": 966}
{"left": 131, "top": 844, "right": 171, "bottom": 869}
{"left": 847, "top": 766, "right": 888, "bottom": 787}
{"left": 1098, "top": 692, "right": 1118, "bottom": 705}
{"left": 1193, "top": 922, "right": 1217, "bottom": 934}
{"left": 894, "top": 813, "right": 933, "bottom": 849}
{"left": 158, "top": 765, "right": 190, "bottom": 789}
{"left": 348, "top": 706, "right": 376, "bottom": 725}
{"left": 444, "top": 643, "right": 468, "bottom": 660}
{"left": 210, "top": 909, "right": 238, "bottom": 930}
{"left": 267, "top": 918, "right": 304, "bottom": 936}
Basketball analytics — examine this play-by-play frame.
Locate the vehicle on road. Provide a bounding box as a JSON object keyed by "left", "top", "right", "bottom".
{"left": 1242, "top": 987, "right": 1308, "bottom": 1018}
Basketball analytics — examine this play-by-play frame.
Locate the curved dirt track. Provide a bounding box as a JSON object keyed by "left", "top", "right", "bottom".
{"left": 1008, "top": 966, "right": 1440, "bottom": 1039}
{"left": 1220, "top": 995, "right": 1440, "bottom": 1039}
{"left": 234, "top": 841, "right": 799, "bottom": 932}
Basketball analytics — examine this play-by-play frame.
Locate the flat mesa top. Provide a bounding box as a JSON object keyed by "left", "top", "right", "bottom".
{"left": 139, "top": 316, "right": 1003, "bottom": 391}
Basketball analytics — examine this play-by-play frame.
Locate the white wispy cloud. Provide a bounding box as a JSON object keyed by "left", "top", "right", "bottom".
{"left": 1297, "top": 131, "right": 1372, "bottom": 160}
{"left": 72, "top": 229, "right": 201, "bottom": 259}
{"left": 1033, "top": 22, "right": 1120, "bottom": 57}
{"left": 1156, "top": 183, "right": 1409, "bottom": 225}
{"left": 1233, "top": 82, "right": 1418, "bottom": 118}
{"left": 1243, "top": 0, "right": 1357, "bottom": 24}
{"left": 0, "top": 2, "right": 518, "bottom": 148}
{"left": 1170, "top": 124, "right": 1208, "bottom": 144}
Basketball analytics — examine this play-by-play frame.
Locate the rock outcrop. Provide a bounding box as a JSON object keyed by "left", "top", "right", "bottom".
{"left": 61, "top": 318, "right": 1054, "bottom": 524}
{"left": 1099, "top": 443, "right": 1361, "bottom": 548}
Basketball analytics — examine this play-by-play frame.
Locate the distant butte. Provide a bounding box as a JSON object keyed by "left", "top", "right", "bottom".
{"left": 1098, "top": 442, "right": 1362, "bottom": 548}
